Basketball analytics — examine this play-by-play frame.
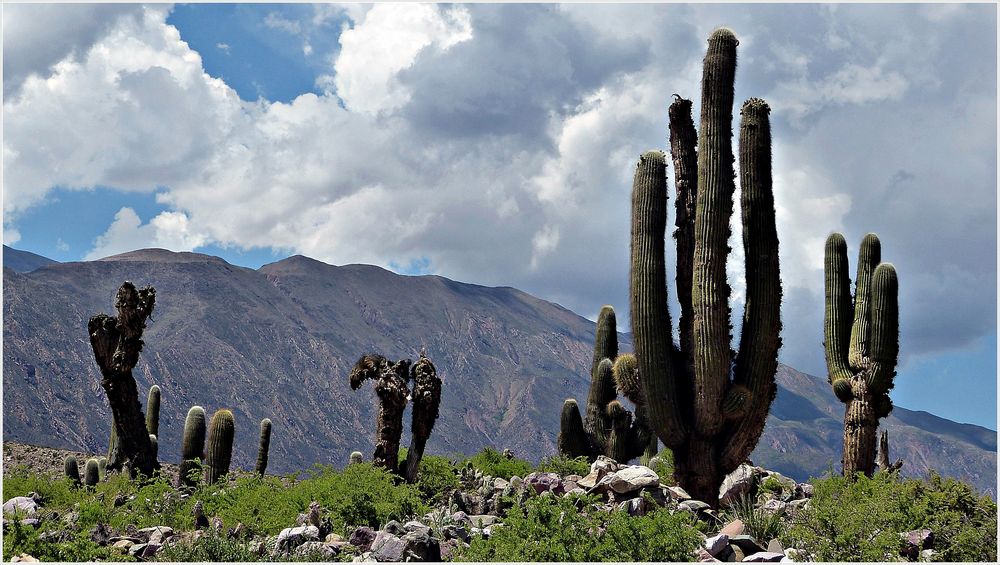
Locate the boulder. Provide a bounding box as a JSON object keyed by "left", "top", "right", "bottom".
{"left": 404, "top": 520, "right": 430, "bottom": 535}
{"left": 371, "top": 531, "right": 406, "bottom": 562}
{"left": 141, "top": 543, "right": 161, "bottom": 559}
{"left": 137, "top": 526, "right": 174, "bottom": 545}
{"left": 441, "top": 524, "right": 470, "bottom": 543}
{"left": 730, "top": 535, "right": 765, "bottom": 555}
{"left": 276, "top": 525, "right": 320, "bottom": 553}
{"left": 10, "top": 555, "right": 38, "bottom": 563}
{"left": 468, "top": 514, "right": 498, "bottom": 528}
{"left": 295, "top": 541, "right": 337, "bottom": 559}
{"left": 719, "top": 464, "right": 763, "bottom": 508}
{"left": 591, "top": 456, "right": 621, "bottom": 474}
{"left": 402, "top": 530, "right": 441, "bottom": 562}
{"left": 761, "top": 499, "right": 787, "bottom": 516}
{"left": 605, "top": 466, "right": 660, "bottom": 494}
{"left": 383, "top": 520, "right": 405, "bottom": 536}
{"left": 766, "top": 539, "right": 783, "bottom": 554}
{"left": 705, "top": 533, "right": 730, "bottom": 556}
{"left": 696, "top": 547, "right": 722, "bottom": 562}
{"left": 349, "top": 526, "right": 377, "bottom": 552}
{"left": 492, "top": 477, "right": 509, "bottom": 491}
{"left": 576, "top": 469, "right": 606, "bottom": 490}
{"left": 680, "top": 500, "right": 711, "bottom": 512}
{"left": 112, "top": 539, "right": 135, "bottom": 553}
{"left": 524, "top": 472, "right": 563, "bottom": 495}
{"left": 3, "top": 497, "right": 38, "bottom": 517}
{"left": 450, "top": 511, "right": 471, "bottom": 526}
{"left": 797, "top": 483, "right": 813, "bottom": 498}
{"left": 666, "top": 485, "right": 692, "bottom": 501}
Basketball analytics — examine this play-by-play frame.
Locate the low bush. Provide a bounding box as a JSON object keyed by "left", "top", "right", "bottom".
{"left": 414, "top": 454, "right": 460, "bottom": 505}
{"left": 461, "top": 447, "right": 532, "bottom": 479}
{"left": 781, "top": 470, "right": 997, "bottom": 562}
{"left": 535, "top": 454, "right": 590, "bottom": 477}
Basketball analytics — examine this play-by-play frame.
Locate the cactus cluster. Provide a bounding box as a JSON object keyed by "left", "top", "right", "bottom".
{"left": 558, "top": 306, "right": 657, "bottom": 464}
{"left": 824, "top": 232, "right": 899, "bottom": 477}
{"left": 349, "top": 351, "right": 442, "bottom": 482}
{"left": 625, "top": 28, "right": 782, "bottom": 506}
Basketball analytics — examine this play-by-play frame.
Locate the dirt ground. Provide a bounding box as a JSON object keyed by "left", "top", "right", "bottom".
{"left": 3, "top": 441, "right": 181, "bottom": 485}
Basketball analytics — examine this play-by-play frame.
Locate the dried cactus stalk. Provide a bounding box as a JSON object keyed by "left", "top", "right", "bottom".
{"left": 403, "top": 355, "right": 442, "bottom": 483}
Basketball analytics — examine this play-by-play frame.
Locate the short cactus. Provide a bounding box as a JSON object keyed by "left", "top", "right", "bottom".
{"left": 256, "top": 418, "right": 272, "bottom": 476}
{"left": 178, "top": 406, "right": 207, "bottom": 488}
{"left": 65, "top": 456, "right": 81, "bottom": 486}
{"left": 84, "top": 458, "right": 100, "bottom": 487}
{"left": 204, "top": 409, "right": 235, "bottom": 485}
{"left": 97, "top": 457, "right": 107, "bottom": 481}
{"left": 824, "top": 232, "right": 899, "bottom": 477}
{"left": 145, "top": 385, "right": 160, "bottom": 437}
{"left": 349, "top": 451, "right": 363, "bottom": 465}
{"left": 558, "top": 306, "right": 657, "bottom": 463}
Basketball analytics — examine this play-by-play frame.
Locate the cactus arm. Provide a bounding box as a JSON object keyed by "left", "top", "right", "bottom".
{"left": 848, "top": 234, "right": 882, "bottom": 369}
{"left": 256, "top": 418, "right": 272, "bottom": 477}
{"left": 669, "top": 96, "right": 699, "bottom": 379}
{"left": 722, "top": 98, "right": 782, "bottom": 472}
{"left": 867, "top": 263, "right": 899, "bottom": 392}
{"left": 557, "top": 399, "right": 592, "bottom": 458}
{"left": 691, "top": 28, "right": 739, "bottom": 437}
{"left": 403, "top": 355, "right": 442, "bottom": 483}
{"left": 591, "top": 306, "right": 619, "bottom": 377}
{"left": 584, "top": 358, "right": 616, "bottom": 453}
{"left": 630, "top": 150, "right": 688, "bottom": 449}
{"left": 824, "top": 233, "right": 854, "bottom": 390}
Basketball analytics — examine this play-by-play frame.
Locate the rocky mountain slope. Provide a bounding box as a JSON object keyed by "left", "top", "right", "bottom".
{"left": 2, "top": 247, "right": 995, "bottom": 493}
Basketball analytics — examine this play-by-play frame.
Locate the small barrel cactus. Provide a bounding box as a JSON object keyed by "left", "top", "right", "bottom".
{"left": 179, "top": 406, "right": 207, "bottom": 488}
{"left": 205, "top": 409, "right": 235, "bottom": 485}
{"left": 65, "top": 456, "right": 81, "bottom": 486}
{"left": 349, "top": 451, "right": 363, "bottom": 465}
{"left": 84, "top": 458, "right": 100, "bottom": 487}
{"left": 256, "top": 418, "right": 272, "bottom": 476}
{"left": 97, "top": 457, "right": 108, "bottom": 481}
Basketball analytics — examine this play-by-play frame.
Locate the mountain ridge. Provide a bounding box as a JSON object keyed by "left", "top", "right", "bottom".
{"left": 2, "top": 246, "right": 995, "bottom": 493}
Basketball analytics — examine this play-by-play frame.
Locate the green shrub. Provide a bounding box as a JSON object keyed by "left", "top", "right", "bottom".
{"left": 458, "top": 493, "right": 699, "bottom": 561}
{"left": 462, "top": 447, "right": 532, "bottom": 479}
{"left": 723, "top": 494, "right": 784, "bottom": 542}
{"left": 759, "top": 476, "right": 784, "bottom": 496}
{"left": 781, "top": 471, "right": 997, "bottom": 562}
{"left": 154, "top": 529, "right": 261, "bottom": 562}
{"left": 535, "top": 455, "right": 590, "bottom": 477}
{"left": 2, "top": 520, "right": 127, "bottom": 562}
{"left": 648, "top": 448, "right": 675, "bottom": 485}
{"left": 414, "top": 454, "right": 460, "bottom": 505}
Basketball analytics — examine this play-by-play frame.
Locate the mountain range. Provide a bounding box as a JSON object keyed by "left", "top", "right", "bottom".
{"left": 3, "top": 245, "right": 995, "bottom": 494}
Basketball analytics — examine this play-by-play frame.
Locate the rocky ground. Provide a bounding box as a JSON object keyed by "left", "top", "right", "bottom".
{"left": 3, "top": 442, "right": 940, "bottom": 563}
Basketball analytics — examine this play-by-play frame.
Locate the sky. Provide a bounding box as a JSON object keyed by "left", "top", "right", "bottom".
{"left": 2, "top": 3, "right": 997, "bottom": 430}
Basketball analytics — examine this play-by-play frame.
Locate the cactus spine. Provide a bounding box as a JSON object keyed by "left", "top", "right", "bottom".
{"left": 824, "top": 232, "right": 899, "bottom": 477}
{"left": 179, "top": 406, "right": 207, "bottom": 488}
{"left": 145, "top": 385, "right": 160, "bottom": 437}
{"left": 349, "top": 351, "right": 441, "bottom": 482}
{"left": 84, "top": 458, "right": 100, "bottom": 487}
{"left": 256, "top": 418, "right": 272, "bottom": 476}
{"left": 65, "top": 456, "right": 81, "bottom": 486}
{"left": 628, "top": 29, "right": 782, "bottom": 507}
{"left": 558, "top": 308, "right": 657, "bottom": 463}
{"left": 204, "top": 409, "right": 235, "bottom": 485}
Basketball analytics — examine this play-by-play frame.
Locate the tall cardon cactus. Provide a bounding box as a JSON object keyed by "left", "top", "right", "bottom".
{"left": 255, "top": 418, "right": 272, "bottom": 477}
{"left": 178, "top": 405, "right": 207, "bottom": 488}
{"left": 88, "top": 282, "right": 158, "bottom": 477}
{"left": 824, "top": 232, "right": 899, "bottom": 477}
{"left": 558, "top": 306, "right": 657, "bottom": 463}
{"left": 349, "top": 351, "right": 441, "bottom": 481}
{"left": 629, "top": 28, "right": 782, "bottom": 506}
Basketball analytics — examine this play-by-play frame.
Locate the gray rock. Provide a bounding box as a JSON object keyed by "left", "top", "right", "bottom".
{"left": 919, "top": 549, "right": 936, "bottom": 562}
{"left": 576, "top": 469, "right": 606, "bottom": 489}
{"left": 137, "top": 526, "right": 174, "bottom": 545}
{"left": 680, "top": 500, "right": 712, "bottom": 512}
{"left": 719, "top": 464, "right": 763, "bottom": 508}
{"left": 761, "top": 499, "right": 787, "bottom": 515}
{"left": 128, "top": 543, "right": 147, "bottom": 557}
{"left": 785, "top": 499, "right": 809, "bottom": 514}
{"left": 797, "top": 483, "right": 813, "bottom": 498}
{"left": 730, "top": 535, "right": 765, "bottom": 555}
{"left": 402, "top": 530, "right": 441, "bottom": 561}
{"left": 349, "top": 526, "right": 376, "bottom": 551}
{"left": 404, "top": 520, "right": 430, "bottom": 535}
{"left": 766, "top": 539, "right": 783, "bottom": 554}
{"left": 606, "top": 466, "right": 660, "bottom": 494}
{"left": 524, "top": 472, "right": 563, "bottom": 494}
{"left": 295, "top": 541, "right": 337, "bottom": 559}
{"left": 591, "top": 456, "right": 621, "bottom": 474}
{"left": 696, "top": 547, "right": 722, "bottom": 562}
{"left": 705, "top": 533, "right": 730, "bottom": 556}
{"left": 666, "top": 485, "right": 692, "bottom": 501}
{"left": 141, "top": 543, "right": 161, "bottom": 559}
{"left": 441, "top": 524, "right": 470, "bottom": 543}
{"left": 450, "top": 511, "right": 471, "bottom": 525}
{"left": 276, "top": 525, "right": 320, "bottom": 552}
{"left": 742, "top": 551, "right": 785, "bottom": 562}
{"left": 19, "top": 518, "right": 40, "bottom": 528}
{"left": 383, "top": 520, "right": 405, "bottom": 536}
{"left": 492, "top": 477, "right": 509, "bottom": 491}
{"left": 371, "top": 531, "right": 406, "bottom": 562}
{"left": 3, "top": 497, "right": 38, "bottom": 517}
{"left": 468, "top": 514, "right": 498, "bottom": 527}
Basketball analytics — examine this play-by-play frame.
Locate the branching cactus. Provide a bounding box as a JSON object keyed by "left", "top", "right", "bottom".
{"left": 628, "top": 29, "right": 782, "bottom": 506}
{"left": 178, "top": 405, "right": 207, "bottom": 488}
{"left": 824, "top": 232, "right": 899, "bottom": 477}
{"left": 256, "top": 418, "right": 272, "bottom": 476}
{"left": 65, "top": 456, "right": 81, "bottom": 487}
{"left": 205, "top": 409, "right": 235, "bottom": 485}
{"left": 403, "top": 354, "right": 443, "bottom": 483}
{"left": 88, "top": 282, "right": 157, "bottom": 477}
{"left": 350, "top": 352, "right": 441, "bottom": 481}
{"left": 558, "top": 307, "right": 657, "bottom": 463}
